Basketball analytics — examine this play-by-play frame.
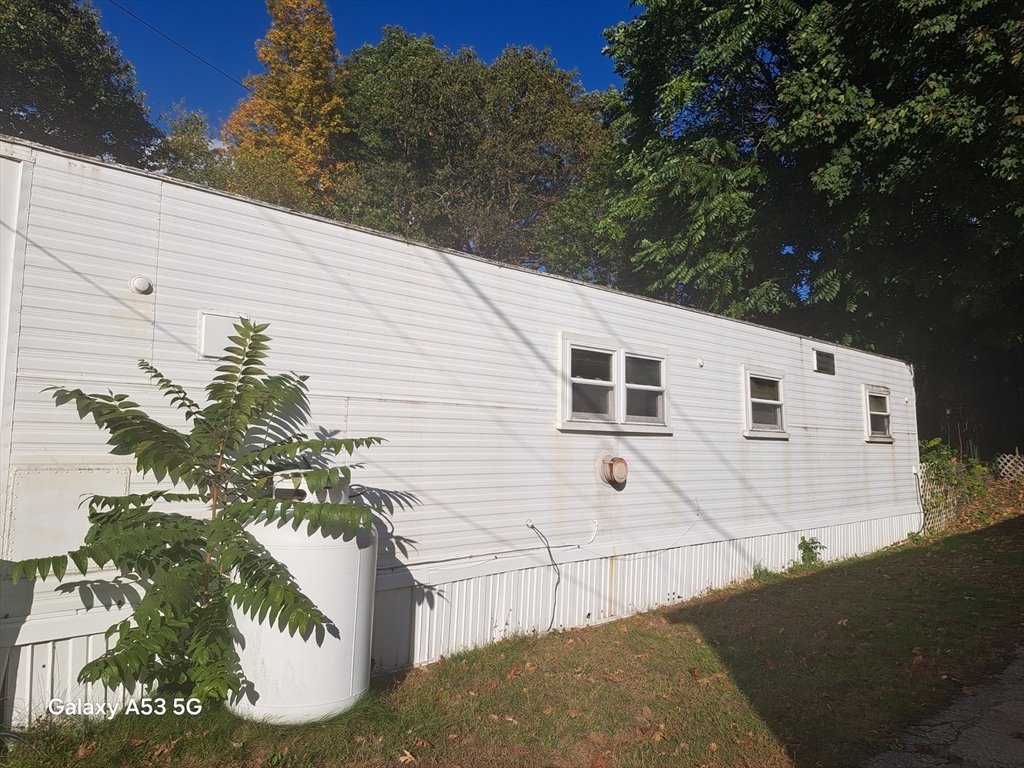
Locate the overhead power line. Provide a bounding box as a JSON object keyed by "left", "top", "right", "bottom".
{"left": 104, "top": 0, "right": 257, "bottom": 100}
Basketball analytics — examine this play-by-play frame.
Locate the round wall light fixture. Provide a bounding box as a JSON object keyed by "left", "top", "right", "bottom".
{"left": 130, "top": 275, "right": 154, "bottom": 295}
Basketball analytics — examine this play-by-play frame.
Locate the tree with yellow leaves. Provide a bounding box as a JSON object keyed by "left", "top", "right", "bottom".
{"left": 222, "top": 0, "right": 346, "bottom": 209}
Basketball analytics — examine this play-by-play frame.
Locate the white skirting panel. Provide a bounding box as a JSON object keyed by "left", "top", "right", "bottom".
{"left": 3, "top": 512, "right": 920, "bottom": 724}
{"left": 0, "top": 632, "right": 131, "bottom": 727}
{"left": 371, "top": 512, "right": 921, "bottom": 672}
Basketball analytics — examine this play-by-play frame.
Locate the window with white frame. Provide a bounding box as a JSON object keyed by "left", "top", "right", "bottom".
{"left": 865, "top": 386, "right": 892, "bottom": 441}
{"left": 742, "top": 366, "right": 788, "bottom": 438}
{"left": 560, "top": 334, "right": 670, "bottom": 433}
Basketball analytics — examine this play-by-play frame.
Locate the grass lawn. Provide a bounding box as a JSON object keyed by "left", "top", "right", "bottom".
{"left": 4, "top": 481, "right": 1022, "bottom": 768}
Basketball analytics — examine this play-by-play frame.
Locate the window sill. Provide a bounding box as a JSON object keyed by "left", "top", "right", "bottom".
{"left": 866, "top": 435, "right": 895, "bottom": 444}
{"left": 557, "top": 420, "right": 673, "bottom": 436}
{"left": 742, "top": 429, "right": 790, "bottom": 441}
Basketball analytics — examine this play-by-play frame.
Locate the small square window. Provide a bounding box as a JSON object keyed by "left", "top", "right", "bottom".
{"left": 743, "top": 367, "right": 788, "bottom": 439}
{"left": 625, "top": 355, "right": 664, "bottom": 424}
{"left": 813, "top": 350, "right": 836, "bottom": 375}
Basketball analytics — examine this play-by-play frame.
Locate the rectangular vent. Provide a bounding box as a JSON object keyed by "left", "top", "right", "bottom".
{"left": 813, "top": 350, "right": 836, "bottom": 375}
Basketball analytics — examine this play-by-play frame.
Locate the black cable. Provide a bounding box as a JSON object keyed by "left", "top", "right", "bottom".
{"left": 104, "top": 0, "right": 258, "bottom": 99}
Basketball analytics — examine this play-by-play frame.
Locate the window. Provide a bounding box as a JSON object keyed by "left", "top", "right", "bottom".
{"left": 560, "top": 334, "right": 670, "bottom": 433}
{"left": 865, "top": 385, "right": 892, "bottom": 442}
{"left": 813, "top": 350, "right": 836, "bottom": 375}
{"left": 742, "top": 366, "right": 788, "bottom": 439}
{"left": 570, "top": 347, "right": 614, "bottom": 420}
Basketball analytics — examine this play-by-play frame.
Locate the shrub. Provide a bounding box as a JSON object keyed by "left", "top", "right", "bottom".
{"left": 918, "top": 438, "right": 988, "bottom": 531}
{"left": 797, "top": 536, "right": 825, "bottom": 566}
{"left": 10, "top": 320, "right": 381, "bottom": 702}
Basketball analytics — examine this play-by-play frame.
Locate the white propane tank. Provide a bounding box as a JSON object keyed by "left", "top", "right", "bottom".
{"left": 228, "top": 516, "right": 377, "bottom": 723}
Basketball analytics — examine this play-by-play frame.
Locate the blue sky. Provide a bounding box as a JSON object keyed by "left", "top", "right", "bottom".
{"left": 94, "top": 0, "right": 642, "bottom": 129}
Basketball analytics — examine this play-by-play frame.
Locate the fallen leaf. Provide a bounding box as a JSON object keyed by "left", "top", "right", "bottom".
{"left": 566, "top": 639, "right": 575, "bottom": 647}
{"left": 635, "top": 652, "right": 650, "bottom": 660}
{"left": 397, "top": 749, "right": 419, "bottom": 765}
{"left": 448, "top": 734, "right": 459, "bottom": 740}
{"left": 709, "top": 742, "right": 718, "bottom": 752}
{"left": 354, "top": 735, "right": 367, "bottom": 743}
{"left": 962, "top": 687, "right": 974, "bottom": 696}
{"left": 762, "top": 653, "right": 777, "bottom": 671}
{"left": 837, "top": 618, "right": 850, "bottom": 627}
{"left": 483, "top": 680, "right": 497, "bottom": 692}
{"left": 468, "top": 690, "right": 477, "bottom": 697}
{"left": 129, "top": 739, "right": 146, "bottom": 747}
{"left": 76, "top": 742, "right": 97, "bottom": 757}
{"left": 525, "top": 662, "right": 538, "bottom": 673}
{"left": 149, "top": 737, "right": 181, "bottom": 765}
{"left": 652, "top": 724, "right": 666, "bottom": 742}
{"left": 604, "top": 673, "right": 624, "bottom": 683}
{"left": 413, "top": 738, "right": 433, "bottom": 748}
{"left": 660, "top": 694, "right": 680, "bottom": 703}
{"left": 695, "top": 638, "right": 702, "bottom": 644}
{"left": 689, "top": 667, "right": 700, "bottom": 679}
{"left": 543, "top": 706, "right": 554, "bottom": 715}
{"left": 591, "top": 754, "right": 609, "bottom": 768}
{"left": 504, "top": 715, "right": 519, "bottom": 725}
{"left": 489, "top": 714, "right": 500, "bottom": 721}
{"left": 568, "top": 708, "right": 580, "bottom": 718}
{"left": 506, "top": 666, "right": 521, "bottom": 680}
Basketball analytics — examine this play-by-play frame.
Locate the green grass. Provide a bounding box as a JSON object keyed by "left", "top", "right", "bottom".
{"left": 4, "top": 482, "right": 1022, "bottom": 768}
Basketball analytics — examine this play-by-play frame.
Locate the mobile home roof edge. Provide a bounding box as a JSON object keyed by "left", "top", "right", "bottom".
{"left": 0, "top": 135, "right": 910, "bottom": 366}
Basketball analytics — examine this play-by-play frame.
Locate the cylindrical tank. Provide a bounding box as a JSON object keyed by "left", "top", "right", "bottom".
{"left": 228, "top": 516, "right": 377, "bottom": 723}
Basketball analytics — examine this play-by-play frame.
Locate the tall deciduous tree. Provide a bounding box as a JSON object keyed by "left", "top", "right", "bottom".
{"left": 152, "top": 104, "right": 224, "bottom": 187}
{"left": 0, "top": 0, "right": 160, "bottom": 166}
{"left": 333, "top": 28, "right": 609, "bottom": 265}
{"left": 221, "top": 0, "right": 346, "bottom": 208}
{"left": 604, "top": 0, "right": 1023, "bottom": 453}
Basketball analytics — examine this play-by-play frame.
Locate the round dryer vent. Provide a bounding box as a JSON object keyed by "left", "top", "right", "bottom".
{"left": 603, "top": 456, "right": 628, "bottom": 485}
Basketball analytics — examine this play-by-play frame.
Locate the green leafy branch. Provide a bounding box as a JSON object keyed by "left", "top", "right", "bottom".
{"left": 10, "top": 319, "right": 383, "bottom": 702}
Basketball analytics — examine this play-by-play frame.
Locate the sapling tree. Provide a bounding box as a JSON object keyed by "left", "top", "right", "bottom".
{"left": 10, "top": 320, "right": 381, "bottom": 702}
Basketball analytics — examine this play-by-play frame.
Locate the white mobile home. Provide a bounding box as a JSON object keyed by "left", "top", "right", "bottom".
{"left": 0, "top": 139, "right": 922, "bottom": 724}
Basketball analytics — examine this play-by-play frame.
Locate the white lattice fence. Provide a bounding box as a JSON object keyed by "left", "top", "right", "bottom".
{"left": 919, "top": 464, "right": 963, "bottom": 533}
{"left": 993, "top": 453, "right": 1024, "bottom": 480}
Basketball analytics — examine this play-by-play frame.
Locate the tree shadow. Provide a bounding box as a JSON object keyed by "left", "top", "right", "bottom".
{"left": 663, "top": 515, "right": 1024, "bottom": 767}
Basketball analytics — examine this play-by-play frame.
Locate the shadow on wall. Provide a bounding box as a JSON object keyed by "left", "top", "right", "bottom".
{"left": 662, "top": 516, "right": 1024, "bottom": 768}
{"left": 356, "top": 485, "right": 439, "bottom": 675}
{"left": 0, "top": 572, "right": 32, "bottom": 727}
